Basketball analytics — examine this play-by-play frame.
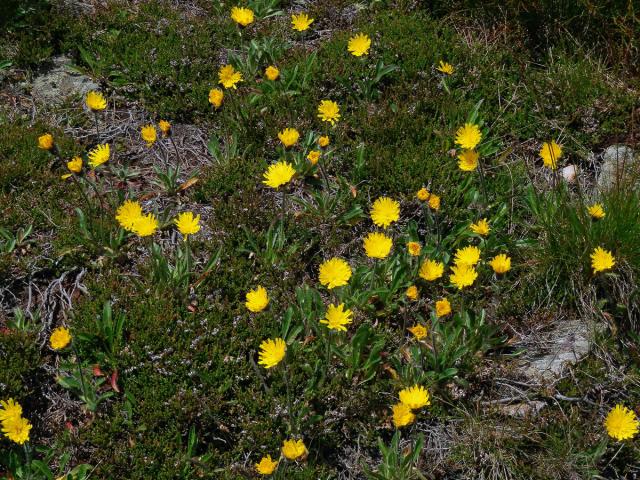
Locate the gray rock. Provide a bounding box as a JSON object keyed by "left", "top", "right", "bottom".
{"left": 498, "top": 401, "right": 546, "bottom": 418}
{"left": 31, "top": 55, "right": 99, "bottom": 105}
{"left": 561, "top": 164, "right": 577, "bottom": 183}
{"left": 596, "top": 144, "right": 637, "bottom": 190}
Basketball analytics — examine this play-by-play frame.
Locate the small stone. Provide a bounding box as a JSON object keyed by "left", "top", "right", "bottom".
{"left": 561, "top": 164, "right": 577, "bottom": 183}
{"left": 499, "top": 401, "right": 546, "bottom": 418}
{"left": 597, "top": 145, "right": 637, "bottom": 190}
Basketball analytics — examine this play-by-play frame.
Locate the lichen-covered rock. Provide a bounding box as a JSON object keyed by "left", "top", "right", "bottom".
{"left": 597, "top": 144, "right": 637, "bottom": 190}
{"left": 31, "top": 55, "right": 99, "bottom": 105}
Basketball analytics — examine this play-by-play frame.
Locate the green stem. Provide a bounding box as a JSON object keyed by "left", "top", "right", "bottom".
{"left": 93, "top": 112, "right": 101, "bottom": 143}
{"left": 72, "top": 343, "right": 89, "bottom": 405}
{"left": 476, "top": 160, "right": 489, "bottom": 208}
{"left": 283, "top": 362, "right": 295, "bottom": 434}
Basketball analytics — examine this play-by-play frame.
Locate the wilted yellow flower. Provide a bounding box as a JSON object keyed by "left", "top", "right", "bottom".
{"left": 262, "top": 161, "right": 296, "bottom": 189}
{"left": 436, "top": 60, "right": 454, "bottom": 75}
{"left": 85, "top": 90, "right": 107, "bottom": 112}
{"left": 450, "top": 264, "right": 478, "bottom": 290}
{"left": 50, "top": 326, "right": 71, "bottom": 350}
{"left": 282, "top": 438, "right": 307, "bottom": 460}
{"left": 405, "top": 285, "right": 418, "bottom": 301}
{"left": 258, "top": 338, "right": 286, "bottom": 369}
{"left": 419, "top": 259, "right": 444, "bottom": 281}
{"left": 265, "top": 65, "right": 279, "bottom": 81}
{"left": 141, "top": 125, "right": 157, "bottom": 147}
{"left": 435, "top": 298, "right": 451, "bottom": 317}
{"left": 38, "top": 133, "right": 54, "bottom": 150}
{"left": 0, "top": 399, "right": 23, "bottom": 423}
{"left": 605, "top": 404, "right": 639, "bottom": 441}
{"left": 87, "top": 143, "right": 110, "bottom": 168}
{"left": 255, "top": 455, "right": 278, "bottom": 475}
{"left": 458, "top": 150, "right": 479, "bottom": 171}
{"left": 319, "top": 258, "right": 352, "bottom": 289}
{"left": 489, "top": 254, "right": 511, "bottom": 274}
{"left": 1, "top": 416, "right": 32, "bottom": 445}
{"left": 320, "top": 303, "right": 353, "bottom": 332}
{"left": 348, "top": 33, "right": 371, "bottom": 56}
{"left": 399, "top": 385, "right": 431, "bottom": 409}
{"left": 278, "top": 128, "right": 300, "bottom": 148}
{"left": 158, "top": 120, "right": 171, "bottom": 137}
{"left": 174, "top": 211, "right": 201, "bottom": 239}
{"left": 318, "top": 135, "right": 330, "bottom": 148}
{"left": 539, "top": 140, "right": 562, "bottom": 169}
{"left": 132, "top": 213, "right": 159, "bottom": 237}
{"left": 454, "top": 245, "right": 481, "bottom": 266}
{"left": 307, "top": 150, "right": 321, "bottom": 165}
{"left": 591, "top": 246, "right": 615, "bottom": 274}
{"left": 455, "top": 123, "right": 482, "bottom": 150}
{"left": 428, "top": 194, "right": 440, "bottom": 211}
{"left": 370, "top": 197, "right": 400, "bottom": 229}
{"left": 408, "top": 324, "right": 427, "bottom": 340}
{"left": 291, "top": 13, "right": 313, "bottom": 31}
{"left": 588, "top": 203, "right": 605, "bottom": 220}
{"left": 246, "top": 286, "right": 269, "bottom": 313}
{"left": 406, "top": 241, "right": 421, "bottom": 256}
{"left": 231, "top": 6, "right": 254, "bottom": 26}
{"left": 317, "top": 100, "right": 341, "bottom": 125}
{"left": 209, "top": 88, "right": 224, "bottom": 108}
{"left": 416, "top": 187, "right": 430, "bottom": 201}
{"left": 218, "top": 65, "right": 243, "bottom": 89}
{"left": 116, "top": 200, "right": 143, "bottom": 231}
{"left": 392, "top": 402, "right": 415, "bottom": 428}
{"left": 470, "top": 218, "right": 490, "bottom": 236}
{"left": 363, "top": 232, "right": 392, "bottom": 259}
{"left": 67, "top": 156, "right": 83, "bottom": 174}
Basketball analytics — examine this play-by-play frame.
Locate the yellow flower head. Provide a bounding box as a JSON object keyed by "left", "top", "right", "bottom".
{"left": 158, "top": 120, "right": 171, "bottom": 137}
{"left": 454, "top": 245, "right": 481, "bottom": 267}
{"left": 320, "top": 303, "right": 353, "bottom": 332}
{"left": 605, "top": 404, "right": 639, "bottom": 441}
{"left": 455, "top": 123, "right": 482, "bottom": 150}
{"left": 245, "top": 286, "right": 269, "bottom": 313}
{"left": 278, "top": 128, "right": 300, "bottom": 148}
{"left": 1, "top": 416, "right": 32, "bottom": 445}
{"left": 307, "top": 150, "right": 321, "bottom": 165}
{"left": 405, "top": 285, "right": 418, "bottom": 301}
{"left": 450, "top": 264, "right": 478, "bottom": 290}
{"left": 370, "top": 197, "right": 400, "bottom": 229}
{"left": 132, "top": 213, "right": 159, "bottom": 238}
{"left": 470, "top": 218, "right": 490, "bottom": 236}
{"left": 218, "top": 65, "right": 243, "bottom": 89}
{"left": 428, "top": 194, "right": 441, "bottom": 211}
{"left": 255, "top": 455, "right": 278, "bottom": 475}
{"left": 50, "top": 326, "right": 71, "bottom": 350}
{"left": 174, "top": 211, "right": 201, "bottom": 239}
{"left": 258, "top": 338, "right": 286, "bottom": 369}
{"left": 588, "top": 203, "right": 606, "bottom": 220}
{"left": 317, "top": 100, "right": 341, "bottom": 125}
{"left": 0, "top": 399, "right": 23, "bottom": 423}
{"left": 318, "top": 135, "right": 330, "bottom": 148}
{"left": 435, "top": 298, "right": 451, "bottom": 317}
{"left": 406, "top": 241, "right": 421, "bottom": 256}
{"left": 419, "top": 259, "right": 444, "bottom": 281}
{"left": 262, "top": 161, "right": 296, "bottom": 189}
{"left": 67, "top": 156, "right": 83, "bottom": 174}
{"left": 348, "top": 33, "right": 371, "bottom": 56}
{"left": 209, "top": 88, "right": 224, "bottom": 108}
{"left": 489, "top": 254, "right": 511, "bottom": 274}
{"left": 539, "top": 140, "right": 562, "bottom": 169}
{"left": 319, "top": 258, "right": 352, "bottom": 289}
{"left": 265, "top": 65, "right": 280, "bottom": 81}
{"left": 85, "top": 90, "right": 107, "bottom": 112}
{"left": 116, "top": 200, "right": 143, "bottom": 232}
{"left": 436, "top": 60, "right": 454, "bottom": 75}
{"left": 88, "top": 143, "right": 110, "bottom": 168}
{"left": 363, "top": 232, "right": 393, "bottom": 259}
{"left": 231, "top": 6, "right": 254, "bottom": 26}
{"left": 408, "top": 324, "right": 427, "bottom": 340}
{"left": 141, "top": 124, "right": 157, "bottom": 147}
{"left": 282, "top": 438, "right": 307, "bottom": 460}
{"left": 416, "top": 187, "right": 430, "bottom": 201}
{"left": 399, "top": 385, "right": 431, "bottom": 410}
{"left": 458, "top": 150, "right": 479, "bottom": 171}
{"left": 291, "top": 13, "right": 313, "bottom": 31}
{"left": 591, "top": 246, "right": 615, "bottom": 274}
{"left": 392, "top": 402, "right": 415, "bottom": 428}
{"left": 38, "top": 133, "right": 54, "bottom": 150}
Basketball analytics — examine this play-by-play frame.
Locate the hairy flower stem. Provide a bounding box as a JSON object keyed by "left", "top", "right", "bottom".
{"left": 281, "top": 189, "right": 287, "bottom": 224}
{"left": 169, "top": 136, "right": 184, "bottom": 173}
{"left": 72, "top": 343, "right": 90, "bottom": 406}
{"left": 476, "top": 160, "right": 489, "bottom": 208}
{"left": 93, "top": 112, "right": 101, "bottom": 143}
{"left": 72, "top": 175, "right": 93, "bottom": 213}
{"left": 318, "top": 160, "right": 331, "bottom": 190}
{"left": 283, "top": 363, "right": 296, "bottom": 434}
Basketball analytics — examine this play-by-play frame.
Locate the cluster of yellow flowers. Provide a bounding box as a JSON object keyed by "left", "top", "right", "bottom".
{"left": 0, "top": 399, "right": 32, "bottom": 445}
{"left": 115, "top": 200, "right": 201, "bottom": 240}
{"left": 392, "top": 385, "right": 431, "bottom": 428}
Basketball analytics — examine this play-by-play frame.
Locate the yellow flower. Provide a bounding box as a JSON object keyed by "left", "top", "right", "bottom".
{"left": 489, "top": 254, "right": 511, "bottom": 274}
{"left": 458, "top": 150, "right": 479, "bottom": 171}
{"left": 87, "top": 143, "right": 110, "bottom": 168}
{"left": 435, "top": 298, "right": 451, "bottom": 317}
{"left": 588, "top": 203, "right": 606, "bottom": 220}
{"left": 116, "top": 200, "right": 143, "bottom": 232}
{"left": 174, "top": 211, "right": 201, "bottom": 239}
{"left": 317, "top": 100, "right": 341, "bottom": 125}
{"left": 370, "top": 197, "right": 400, "bottom": 229}
{"left": 0, "top": 399, "right": 23, "bottom": 423}
{"left": 319, "top": 257, "right": 352, "bottom": 289}
{"left": 470, "top": 218, "right": 490, "bottom": 236}
{"left": 399, "top": 385, "right": 431, "bottom": 409}
{"left": 436, "top": 60, "right": 454, "bottom": 75}
{"left": 255, "top": 455, "right": 278, "bottom": 475}
{"left": 419, "top": 259, "right": 444, "bottom": 281}
{"left": 392, "top": 402, "right": 415, "bottom": 428}
{"left": 405, "top": 285, "right": 418, "bottom": 301}
{"left": 348, "top": 33, "right": 371, "bottom": 56}
{"left": 231, "top": 6, "right": 254, "bottom": 27}
{"left": 363, "top": 232, "right": 393, "bottom": 259}
{"left": 539, "top": 140, "right": 562, "bottom": 170}
{"left": 50, "top": 326, "right": 71, "bottom": 350}
{"left": 416, "top": 187, "right": 430, "bottom": 201}
{"left": 218, "top": 65, "right": 243, "bottom": 89}
{"left": 454, "top": 245, "right": 481, "bottom": 266}
{"left": 265, "top": 65, "right": 280, "bottom": 81}
{"left": 455, "top": 123, "right": 482, "bottom": 150}
{"left": 428, "top": 194, "right": 440, "bottom": 211}
{"left": 408, "top": 324, "right": 427, "bottom": 340}
{"left": 291, "top": 13, "right": 313, "bottom": 31}
{"left": 278, "top": 128, "right": 300, "bottom": 148}
{"left": 132, "top": 213, "right": 159, "bottom": 237}
{"left": 320, "top": 303, "right": 353, "bottom": 332}
{"left": 67, "top": 156, "right": 83, "bottom": 174}
{"left": 318, "top": 135, "right": 330, "bottom": 148}
{"left": 1, "top": 416, "right": 32, "bottom": 445}
{"left": 38, "top": 133, "right": 54, "bottom": 150}
{"left": 85, "top": 90, "right": 107, "bottom": 112}
{"left": 158, "top": 120, "right": 171, "bottom": 137}
{"left": 450, "top": 264, "right": 478, "bottom": 290}
{"left": 282, "top": 438, "right": 307, "bottom": 460}
{"left": 406, "top": 241, "right": 421, "bottom": 256}
{"left": 245, "top": 286, "right": 269, "bottom": 313}
{"left": 262, "top": 161, "right": 296, "bottom": 189}
{"left": 258, "top": 338, "right": 286, "bottom": 369}
{"left": 591, "top": 246, "right": 615, "bottom": 274}
{"left": 307, "top": 150, "right": 321, "bottom": 165}
{"left": 141, "top": 124, "right": 157, "bottom": 147}
{"left": 605, "top": 404, "right": 639, "bottom": 441}
{"left": 209, "top": 88, "right": 224, "bottom": 108}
